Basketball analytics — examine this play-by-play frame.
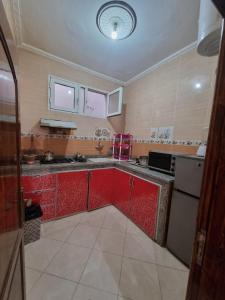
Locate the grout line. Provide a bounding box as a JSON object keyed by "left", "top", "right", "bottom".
{"left": 76, "top": 282, "right": 118, "bottom": 297}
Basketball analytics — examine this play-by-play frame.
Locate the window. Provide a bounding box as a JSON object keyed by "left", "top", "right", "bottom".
{"left": 49, "top": 75, "right": 123, "bottom": 118}
{"left": 49, "top": 76, "right": 78, "bottom": 113}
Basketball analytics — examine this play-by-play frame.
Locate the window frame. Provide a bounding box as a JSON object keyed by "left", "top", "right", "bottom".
{"left": 107, "top": 87, "right": 123, "bottom": 117}
{"left": 48, "top": 75, "right": 78, "bottom": 113}
{"left": 48, "top": 74, "right": 123, "bottom": 119}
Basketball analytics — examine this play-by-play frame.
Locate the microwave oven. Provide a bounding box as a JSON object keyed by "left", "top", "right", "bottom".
{"left": 148, "top": 152, "right": 176, "bottom": 176}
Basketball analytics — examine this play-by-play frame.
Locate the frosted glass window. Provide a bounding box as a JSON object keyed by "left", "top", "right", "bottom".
{"left": 108, "top": 91, "right": 120, "bottom": 115}
{"left": 54, "top": 84, "right": 75, "bottom": 110}
{"left": 107, "top": 87, "right": 123, "bottom": 117}
{"left": 85, "top": 90, "right": 106, "bottom": 118}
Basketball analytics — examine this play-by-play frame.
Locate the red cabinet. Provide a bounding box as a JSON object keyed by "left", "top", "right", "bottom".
{"left": 113, "top": 169, "right": 132, "bottom": 217}
{"left": 130, "top": 177, "right": 159, "bottom": 238}
{"left": 88, "top": 169, "right": 114, "bottom": 210}
{"left": 22, "top": 168, "right": 160, "bottom": 240}
{"left": 22, "top": 174, "right": 56, "bottom": 221}
{"left": 56, "top": 171, "right": 88, "bottom": 218}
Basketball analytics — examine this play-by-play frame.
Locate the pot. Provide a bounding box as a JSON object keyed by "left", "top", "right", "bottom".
{"left": 138, "top": 156, "right": 148, "bottom": 167}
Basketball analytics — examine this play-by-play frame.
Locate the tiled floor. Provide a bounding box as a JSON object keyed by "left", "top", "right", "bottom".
{"left": 25, "top": 206, "right": 189, "bottom": 300}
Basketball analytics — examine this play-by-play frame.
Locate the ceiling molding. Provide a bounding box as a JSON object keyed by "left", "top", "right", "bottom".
{"left": 124, "top": 41, "right": 198, "bottom": 86}
{"left": 20, "top": 43, "right": 126, "bottom": 86}
{"left": 10, "top": 0, "right": 23, "bottom": 46}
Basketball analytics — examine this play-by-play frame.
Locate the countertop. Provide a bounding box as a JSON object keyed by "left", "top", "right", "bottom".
{"left": 22, "top": 160, "right": 175, "bottom": 184}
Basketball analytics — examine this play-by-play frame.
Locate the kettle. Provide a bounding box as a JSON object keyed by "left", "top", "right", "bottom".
{"left": 44, "top": 151, "right": 54, "bottom": 161}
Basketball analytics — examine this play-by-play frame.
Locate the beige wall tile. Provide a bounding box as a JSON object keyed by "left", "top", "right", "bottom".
{"left": 124, "top": 48, "right": 218, "bottom": 143}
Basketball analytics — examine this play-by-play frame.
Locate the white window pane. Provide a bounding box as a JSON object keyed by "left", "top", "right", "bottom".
{"left": 108, "top": 91, "right": 120, "bottom": 115}
{"left": 79, "top": 87, "right": 85, "bottom": 114}
{"left": 54, "top": 83, "right": 75, "bottom": 110}
{"left": 85, "top": 90, "right": 106, "bottom": 118}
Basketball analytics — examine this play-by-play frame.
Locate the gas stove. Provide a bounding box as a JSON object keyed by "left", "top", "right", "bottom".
{"left": 40, "top": 157, "right": 87, "bottom": 164}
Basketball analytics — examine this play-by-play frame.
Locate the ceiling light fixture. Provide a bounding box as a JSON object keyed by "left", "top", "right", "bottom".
{"left": 96, "top": 1, "right": 137, "bottom": 40}
{"left": 195, "top": 82, "right": 202, "bottom": 89}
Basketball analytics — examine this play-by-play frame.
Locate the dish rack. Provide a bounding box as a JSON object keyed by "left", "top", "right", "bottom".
{"left": 112, "top": 134, "right": 133, "bottom": 160}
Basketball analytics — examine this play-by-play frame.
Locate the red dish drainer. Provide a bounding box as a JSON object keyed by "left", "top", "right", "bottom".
{"left": 112, "top": 133, "right": 133, "bottom": 160}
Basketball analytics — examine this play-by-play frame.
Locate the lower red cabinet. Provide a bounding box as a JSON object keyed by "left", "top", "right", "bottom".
{"left": 22, "top": 174, "right": 57, "bottom": 221}
{"left": 22, "top": 168, "right": 160, "bottom": 239}
{"left": 130, "top": 177, "right": 159, "bottom": 238}
{"left": 56, "top": 171, "right": 88, "bottom": 218}
{"left": 113, "top": 169, "right": 132, "bottom": 217}
{"left": 88, "top": 169, "right": 114, "bottom": 210}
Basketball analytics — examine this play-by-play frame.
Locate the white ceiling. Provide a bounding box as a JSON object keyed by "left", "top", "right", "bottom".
{"left": 19, "top": 0, "right": 200, "bottom": 83}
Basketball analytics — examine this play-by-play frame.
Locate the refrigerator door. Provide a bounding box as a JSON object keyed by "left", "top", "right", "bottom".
{"left": 167, "top": 190, "right": 199, "bottom": 266}
{"left": 175, "top": 157, "right": 204, "bottom": 197}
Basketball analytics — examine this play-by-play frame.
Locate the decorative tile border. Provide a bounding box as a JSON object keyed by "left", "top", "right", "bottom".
{"left": 132, "top": 138, "right": 202, "bottom": 146}
{"left": 21, "top": 132, "right": 202, "bottom": 146}
{"left": 21, "top": 132, "right": 113, "bottom": 141}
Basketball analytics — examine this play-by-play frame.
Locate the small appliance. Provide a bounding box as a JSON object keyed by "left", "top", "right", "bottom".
{"left": 148, "top": 151, "right": 176, "bottom": 176}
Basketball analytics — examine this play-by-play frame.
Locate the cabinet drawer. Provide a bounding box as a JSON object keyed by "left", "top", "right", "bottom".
{"left": 22, "top": 174, "right": 56, "bottom": 192}
{"left": 24, "top": 189, "right": 56, "bottom": 206}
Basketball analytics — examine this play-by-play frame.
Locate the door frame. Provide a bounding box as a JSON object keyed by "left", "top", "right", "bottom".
{"left": 0, "top": 6, "right": 25, "bottom": 300}
{"left": 186, "top": 1, "right": 225, "bottom": 299}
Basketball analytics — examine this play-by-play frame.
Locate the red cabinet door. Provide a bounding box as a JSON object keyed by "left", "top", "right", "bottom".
{"left": 113, "top": 169, "right": 132, "bottom": 217}
{"left": 130, "top": 177, "right": 159, "bottom": 239}
{"left": 88, "top": 169, "right": 114, "bottom": 210}
{"left": 22, "top": 174, "right": 56, "bottom": 221}
{"left": 56, "top": 171, "right": 88, "bottom": 218}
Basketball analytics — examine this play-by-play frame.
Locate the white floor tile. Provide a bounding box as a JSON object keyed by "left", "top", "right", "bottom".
{"left": 158, "top": 266, "right": 189, "bottom": 300}
{"left": 46, "top": 243, "right": 91, "bottom": 282}
{"left": 102, "top": 205, "right": 119, "bottom": 214}
{"left": 45, "top": 226, "right": 75, "bottom": 242}
{"left": 25, "top": 268, "right": 41, "bottom": 294}
{"left": 27, "top": 273, "right": 76, "bottom": 300}
{"left": 80, "top": 249, "right": 122, "bottom": 294}
{"left": 41, "top": 217, "right": 78, "bottom": 237}
{"left": 73, "top": 284, "right": 117, "bottom": 300}
{"left": 80, "top": 209, "right": 106, "bottom": 227}
{"left": 25, "top": 238, "right": 63, "bottom": 271}
{"left": 119, "top": 258, "right": 161, "bottom": 300}
{"left": 154, "top": 243, "right": 188, "bottom": 271}
{"left": 123, "top": 233, "right": 156, "bottom": 263}
{"left": 126, "top": 220, "right": 145, "bottom": 236}
{"left": 26, "top": 207, "right": 189, "bottom": 300}
{"left": 94, "top": 229, "right": 125, "bottom": 255}
{"left": 67, "top": 224, "right": 99, "bottom": 248}
{"left": 102, "top": 213, "right": 127, "bottom": 233}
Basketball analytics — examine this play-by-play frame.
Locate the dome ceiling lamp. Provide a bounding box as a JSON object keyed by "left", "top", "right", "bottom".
{"left": 96, "top": 1, "right": 137, "bottom": 40}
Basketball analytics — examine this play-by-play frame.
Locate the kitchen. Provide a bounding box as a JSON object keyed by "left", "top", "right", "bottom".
{"left": 0, "top": 1, "right": 224, "bottom": 300}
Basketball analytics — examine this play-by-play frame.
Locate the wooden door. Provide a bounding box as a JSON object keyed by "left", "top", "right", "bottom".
{"left": 88, "top": 168, "right": 114, "bottom": 210}
{"left": 0, "top": 5, "right": 25, "bottom": 300}
{"left": 56, "top": 171, "right": 88, "bottom": 218}
{"left": 113, "top": 169, "right": 132, "bottom": 217}
{"left": 186, "top": 2, "right": 225, "bottom": 299}
{"left": 130, "top": 177, "right": 159, "bottom": 239}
